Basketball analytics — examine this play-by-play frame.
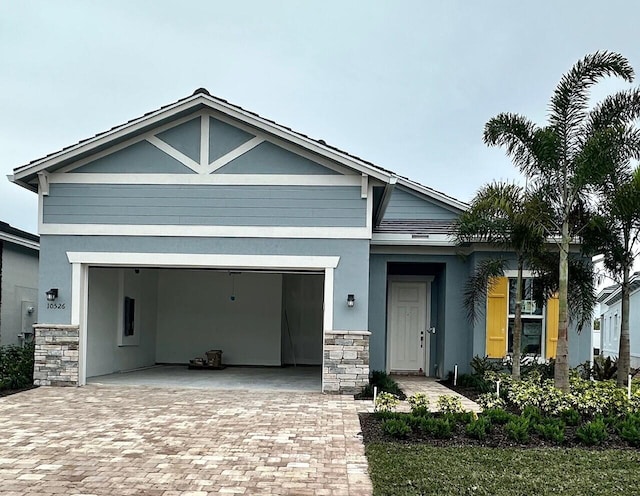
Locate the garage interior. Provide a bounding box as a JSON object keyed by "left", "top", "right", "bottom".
{"left": 85, "top": 267, "right": 324, "bottom": 391}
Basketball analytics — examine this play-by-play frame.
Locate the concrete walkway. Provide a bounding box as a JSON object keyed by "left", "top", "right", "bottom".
{"left": 0, "top": 385, "right": 371, "bottom": 495}
{"left": 356, "top": 376, "right": 481, "bottom": 413}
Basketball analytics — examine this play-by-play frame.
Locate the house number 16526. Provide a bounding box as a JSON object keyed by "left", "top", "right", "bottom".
{"left": 47, "top": 303, "right": 66, "bottom": 310}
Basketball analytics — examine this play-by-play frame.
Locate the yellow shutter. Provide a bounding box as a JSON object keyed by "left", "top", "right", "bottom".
{"left": 486, "top": 277, "right": 508, "bottom": 358}
{"left": 546, "top": 294, "right": 559, "bottom": 359}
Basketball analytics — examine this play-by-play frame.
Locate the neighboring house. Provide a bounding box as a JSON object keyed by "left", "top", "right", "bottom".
{"left": 9, "top": 89, "right": 592, "bottom": 392}
{"left": 0, "top": 222, "right": 39, "bottom": 347}
{"left": 598, "top": 274, "right": 640, "bottom": 369}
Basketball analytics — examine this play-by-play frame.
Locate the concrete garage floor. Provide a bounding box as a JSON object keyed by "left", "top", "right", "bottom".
{"left": 88, "top": 365, "right": 322, "bottom": 392}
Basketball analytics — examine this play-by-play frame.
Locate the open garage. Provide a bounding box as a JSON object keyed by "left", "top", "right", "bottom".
{"left": 84, "top": 265, "right": 325, "bottom": 390}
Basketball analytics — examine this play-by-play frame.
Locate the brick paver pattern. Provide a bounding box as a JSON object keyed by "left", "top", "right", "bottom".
{"left": 0, "top": 386, "right": 372, "bottom": 495}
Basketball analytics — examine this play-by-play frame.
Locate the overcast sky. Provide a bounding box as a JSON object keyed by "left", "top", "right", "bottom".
{"left": 1, "top": 0, "right": 639, "bottom": 234}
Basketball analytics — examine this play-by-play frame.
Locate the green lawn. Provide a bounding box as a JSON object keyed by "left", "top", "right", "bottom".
{"left": 366, "top": 443, "right": 640, "bottom": 496}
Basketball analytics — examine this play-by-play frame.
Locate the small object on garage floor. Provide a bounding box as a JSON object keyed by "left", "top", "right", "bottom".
{"left": 205, "top": 349, "right": 223, "bottom": 368}
{"left": 188, "top": 350, "right": 225, "bottom": 370}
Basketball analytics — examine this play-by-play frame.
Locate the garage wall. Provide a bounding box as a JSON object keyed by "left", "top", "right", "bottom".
{"left": 281, "top": 274, "right": 323, "bottom": 365}
{"left": 155, "top": 270, "right": 283, "bottom": 365}
{"left": 86, "top": 268, "right": 158, "bottom": 377}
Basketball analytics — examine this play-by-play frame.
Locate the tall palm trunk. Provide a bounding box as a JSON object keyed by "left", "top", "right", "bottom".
{"left": 512, "top": 259, "right": 524, "bottom": 380}
{"left": 618, "top": 263, "right": 631, "bottom": 386}
{"left": 554, "top": 221, "right": 570, "bottom": 392}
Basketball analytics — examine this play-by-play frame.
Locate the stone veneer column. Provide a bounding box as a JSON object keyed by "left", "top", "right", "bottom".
{"left": 323, "top": 330, "right": 370, "bottom": 394}
{"left": 33, "top": 324, "right": 80, "bottom": 387}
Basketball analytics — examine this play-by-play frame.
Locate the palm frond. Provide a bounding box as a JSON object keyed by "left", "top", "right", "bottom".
{"left": 484, "top": 113, "right": 539, "bottom": 171}
{"left": 463, "top": 259, "right": 509, "bottom": 323}
{"left": 549, "top": 51, "right": 634, "bottom": 161}
{"left": 586, "top": 88, "right": 640, "bottom": 134}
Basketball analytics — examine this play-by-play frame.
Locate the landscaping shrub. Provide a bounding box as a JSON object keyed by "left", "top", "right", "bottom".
{"left": 375, "top": 392, "right": 400, "bottom": 413}
{"left": 466, "top": 417, "right": 492, "bottom": 440}
{"left": 559, "top": 408, "right": 581, "bottom": 426}
{"left": 505, "top": 416, "right": 531, "bottom": 443}
{"left": 533, "top": 418, "right": 565, "bottom": 444}
{"left": 365, "top": 370, "right": 406, "bottom": 399}
{"left": 458, "top": 373, "right": 492, "bottom": 393}
{"left": 576, "top": 417, "right": 608, "bottom": 446}
{"left": 0, "top": 343, "right": 35, "bottom": 391}
{"left": 592, "top": 356, "right": 618, "bottom": 381}
{"left": 477, "top": 392, "right": 506, "bottom": 410}
{"left": 616, "top": 414, "right": 640, "bottom": 447}
{"left": 456, "top": 411, "right": 478, "bottom": 425}
{"left": 483, "top": 408, "right": 515, "bottom": 425}
{"left": 407, "top": 393, "right": 430, "bottom": 413}
{"left": 382, "top": 418, "right": 411, "bottom": 438}
{"left": 437, "top": 395, "right": 465, "bottom": 414}
{"left": 521, "top": 406, "right": 544, "bottom": 424}
{"left": 470, "top": 355, "right": 504, "bottom": 376}
{"left": 418, "top": 416, "right": 454, "bottom": 439}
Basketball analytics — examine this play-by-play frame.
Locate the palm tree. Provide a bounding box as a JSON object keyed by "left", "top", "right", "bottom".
{"left": 455, "top": 182, "right": 546, "bottom": 379}
{"left": 484, "top": 51, "right": 635, "bottom": 391}
{"left": 585, "top": 167, "right": 640, "bottom": 386}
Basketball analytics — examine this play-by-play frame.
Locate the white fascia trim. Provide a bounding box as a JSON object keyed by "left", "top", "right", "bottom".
{"left": 146, "top": 137, "right": 201, "bottom": 172}
{"left": 205, "top": 137, "right": 265, "bottom": 173}
{"left": 371, "top": 233, "right": 455, "bottom": 246}
{"left": 13, "top": 95, "right": 391, "bottom": 183}
{"left": 66, "top": 252, "right": 340, "bottom": 270}
{"left": 48, "top": 173, "right": 363, "bottom": 186}
{"left": 44, "top": 224, "right": 370, "bottom": 239}
{"left": 503, "top": 270, "right": 537, "bottom": 279}
{"left": 395, "top": 177, "right": 468, "bottom": 212}
{"left": 0, "top": 232, "right": 39, "bottom": 250}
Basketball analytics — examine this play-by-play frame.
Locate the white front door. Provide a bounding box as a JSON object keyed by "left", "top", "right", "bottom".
{"left": 389, "top": 281, "right": 429, "bottom": 373}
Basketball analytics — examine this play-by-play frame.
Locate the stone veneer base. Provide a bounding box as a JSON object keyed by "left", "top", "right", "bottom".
{"left": 323, "top": 330, "right": 370, "bottom": 394}
{"left": 33, "top": 324, "right": 80, "bottom": 387}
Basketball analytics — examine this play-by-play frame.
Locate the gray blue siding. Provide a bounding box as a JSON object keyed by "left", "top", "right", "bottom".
{"left": 209, "top": 117, "right": 255, "bottom": 162}
{"left": 156, "top": 118, "right": 201, "bottom": 163}
{"left": 74, "top": 140, "right": 195, "bottom": 174}
{"left": 383, "top": 188, "right": 459, "bottom": 220}
{"left": 43, "top": 184, "right": 366, "bottom": 227}
{"left": 216, "top": 142, "right": 339, "bottom": 175}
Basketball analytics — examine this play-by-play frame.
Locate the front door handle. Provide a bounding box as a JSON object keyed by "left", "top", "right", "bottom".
{"left": 420, "top": 330, "right": 424, "bottom": 348}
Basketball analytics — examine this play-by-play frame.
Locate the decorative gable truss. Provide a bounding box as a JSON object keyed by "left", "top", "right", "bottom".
{"left": 146, "top": 115, "right": 264, "bottom": 174}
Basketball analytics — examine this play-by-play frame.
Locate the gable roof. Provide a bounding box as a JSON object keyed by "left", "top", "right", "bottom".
{"left": 0, "top": 221, "right": 39, "bottom": 251}
{"left": 10, "top": 89, "right": 467, "bottom": 212}
{"left": 600, "top": 274, "right": 640, "bottom": 306}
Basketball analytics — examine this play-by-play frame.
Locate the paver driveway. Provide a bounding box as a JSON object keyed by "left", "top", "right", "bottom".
{"left": 0, "top": 386, "right": 372, "bottom": 495}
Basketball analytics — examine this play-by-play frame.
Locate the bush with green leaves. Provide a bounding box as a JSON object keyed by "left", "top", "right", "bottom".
{"left": 375, "top": 392, "right": 400, "bottom": 413}
{"left": 576, "top": 417, "right": 608, "bottom": 446}
{"left": 466, "top": 417, "right": 492, "bottom": 440}
{"left": 457, "top": 373, "right": 493, "bottom": 393}
{"left": 407, "top": 393, "right": 430, "bottom": 413}
{"left": 559, "top": 408, "right": 581, "bottom": 426}
{"left": 0, "top": 343, "right": 35, "bottom": 391}
{"left": 483, "top": 408, "right": 515, "bottom": 425}
{"left": 592, "top": 356, "right": 618, "bottom": 381}
{"left": 477, "top": 392, "right": 506, "bottom": 410}
{"left": 615, "top": 414, "right": 640, "bottom": 447}
{"left": 533, "top": 417, "right": 565, "bottom": 444}
{"left": 437, "top": 395, "right": 465, "bottom": 414}
{"left": 505, "top": 416, "right": 531, "bottom": 443}
{"left": 470, "top": 355, "right": 504, "bottom": 376}
{"left": 382, "top": 418, "right": 411, "bottom": 438}
{"left": 419, "top": 416, "right": 454, "bottom": 439}
{"left": 360, "top": 370, "right": 406, "bottom": 399}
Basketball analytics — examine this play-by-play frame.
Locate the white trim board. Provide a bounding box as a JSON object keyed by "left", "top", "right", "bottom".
{"left": 48, "top": 173, "right": 363, "bottom": 186}
{"left": 67, "top": 251, "right": 339, "bottom": 387}
{"left": 0, "top": 231, "right": 39, "bottom": 250}
{"left": 66, "top": 252, "right": 340, "bottom": 269}
{"left": 42, "top": 224, "right": 371, "bottom": 239}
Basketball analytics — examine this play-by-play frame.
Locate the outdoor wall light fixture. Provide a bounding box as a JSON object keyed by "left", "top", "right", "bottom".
{"left": 347, "top": 294, "right": 355, "bottom": 308}
{"left": 46, "top": 288, "right": 59, "bottom": 302}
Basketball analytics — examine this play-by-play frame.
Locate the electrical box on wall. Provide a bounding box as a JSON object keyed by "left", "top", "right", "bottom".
{"left": 20, "top": 300, "right": 37, "bottom": 345}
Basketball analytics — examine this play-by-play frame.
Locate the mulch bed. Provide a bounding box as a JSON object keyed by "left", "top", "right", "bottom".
{"left": 359, "top": 412, "right": 635, "bottom": 450}
{"left": 0, "top": 386, "right": 37, "bottom": 398}
{"left": 437, "top": 380, "right": 485, "bottom": 402}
